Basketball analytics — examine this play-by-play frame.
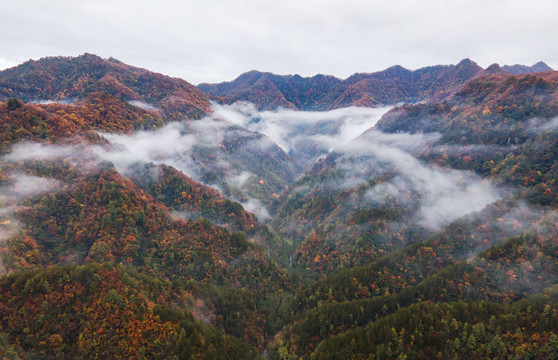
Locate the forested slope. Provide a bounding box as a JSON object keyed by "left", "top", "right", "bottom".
{"left": 1, "top": 55, "right": 558, "bottom": 359}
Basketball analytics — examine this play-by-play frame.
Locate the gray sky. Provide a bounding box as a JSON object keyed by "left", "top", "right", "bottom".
{"left": 1, "top": 0, "right": 556, "bottom": 85}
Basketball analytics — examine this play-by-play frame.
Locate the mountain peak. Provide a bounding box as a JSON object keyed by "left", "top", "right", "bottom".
{"left": 531, "top": 61, "right": 553, "bottom": 72}
{"left": 456, "top": 58, "right": 479, "bottom": 68}
{"left": 485, "top": 63, "right": 506, "bottom": 74}
{"left": 231, "top": 70, "right": 266, "bottom": 84}
{"left": 0, "top": 54, "right": 210, "bottom": 118}
{"left": 502, "top": 61, "right": 554, "bottom": 75}
{"left": 78, "top": 52, "right": 103, "bottom": 60}
{"left": 382, "top": 64, "right": 410, "bottom": 75}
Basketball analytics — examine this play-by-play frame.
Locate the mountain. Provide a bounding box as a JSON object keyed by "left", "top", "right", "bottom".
{"left": 272, "top": 70, "right": 558, "bottom": 274}
{"left": 0, "top": 55, "right": 297, "bottom": 355}
{"left": 376, "top": 71, "right": 558, "bottom": 206}
{"left": 268, "top": 70, "right": 558, "bottom": 358}
{"left": 274, "top": 205, "right": 557, "bottom": 357}
{"left": 2, "top": 55, "right": 558, "bottom": 358}
{"left": 502, "top": 61, "right": 554, "bottom": 75}
{"left": 0, "top": 146, "right": 292, "bottom": 352}
{"left": 199, "top": 71, "right": 344, "bottom": 111}
{"left": 0, "top": 263, "right": 261, "bottom": 359}
{"left": 0, "top": 55, "right": 300, "bottom": 210}
{"left": 200, "top": 60, "right": 554, "bottom": 111}
{"left": 1, "top": 163, "right": 291, "bottom": 294}
{"left": 0, "top": 93, "right": 167, "bottom": 154}
{"left": 198, "top": 59, "right": 485, "bottom": 110}
{"left": 0, "top": 53, "right": 211, "bottom": 120}
{"left": 312, "top": 287, "right": 558, "bottom": 359}
{"left": 128, "top": 163, "right": 290, "bottom": 260}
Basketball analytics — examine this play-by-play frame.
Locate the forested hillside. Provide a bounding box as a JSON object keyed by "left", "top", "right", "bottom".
{"left": 0, "top": 53, "right": 210, "bottom": 120}
{"left": 1, "top": 54, "right": 557, "bottom": 359}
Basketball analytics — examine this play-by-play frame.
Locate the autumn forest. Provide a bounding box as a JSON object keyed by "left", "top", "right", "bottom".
{"left": 0, "top": 54, "right": 557, "bottom": 359}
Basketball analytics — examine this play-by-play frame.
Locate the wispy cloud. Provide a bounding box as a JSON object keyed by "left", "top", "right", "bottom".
{"left": 95, "top": 123, "right": 198, "bottom": 177}
{"left": 212, "top": 102, "right": 392, "bottom": 160}
{"left": 6, "top": 142, "right": 83, "bottom": 162}
{"left": 0, "top": 173, "right": 62, "bottom": 242}
{"left": 127, "top": 100, "right": 158, "bottom": 111}
{"left": 241, "top": 198, "right": 270, "bottom": 221}
{"left": 228, "top": 171, "right": 253, "bottom": 189}
{"left": 1, "top": 102, "right": 506, "bottom": 228}
{"left": 86, "top": 103, "right": 391, "bottom": 216}
{"left": 334, "top": 130, "right": 502, "bottom": 229}
{"left": 534, "top": 116, "right": 558, "bottom": 133}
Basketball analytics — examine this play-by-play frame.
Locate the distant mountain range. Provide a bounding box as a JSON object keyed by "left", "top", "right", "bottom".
{"left": 2, "top": 54, "right": 553, "bottom": 113}
{"left": 502, "top": 61, "right": 553, "bottom": 74}
{"left": 199, "top": 60, "right": 554, "bottom": 110}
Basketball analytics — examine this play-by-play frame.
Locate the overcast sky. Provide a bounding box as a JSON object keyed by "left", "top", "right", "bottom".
{"left": 1, "top": 0, "right": 556, "bottom": 84}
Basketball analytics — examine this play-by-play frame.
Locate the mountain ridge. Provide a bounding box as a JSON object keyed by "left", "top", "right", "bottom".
{"left": 199, "top": 59, "right": 554, "bottom": 110}
{"left": 0, "top": 53, "right": 211, "bottom": 120}
{"left": 1, "top": 54, "right": 558, "bottom": 359}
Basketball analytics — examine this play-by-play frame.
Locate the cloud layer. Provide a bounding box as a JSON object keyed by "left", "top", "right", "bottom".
{"left": 212, "top": 102, "right": 391, "bottom": 164}
{"left": 332, "top": 130, "right": 503, "bottom": 229}
{"left": 2, "top": 103, "right": 505, "bottom": 228}
{"left": 0, "top": 173, "right": 62, "bottom": 242}
{"left": 88, "top": 103, "right": 392, "bottom": 204}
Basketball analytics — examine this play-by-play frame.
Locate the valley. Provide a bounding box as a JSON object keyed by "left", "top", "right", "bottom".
{"left": 0, "top": 54, "right": 557, "bottom": 359}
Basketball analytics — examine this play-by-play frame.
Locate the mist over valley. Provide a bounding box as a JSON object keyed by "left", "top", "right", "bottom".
{"left": 1, "top": 54, "right": 558, "bottom": 358}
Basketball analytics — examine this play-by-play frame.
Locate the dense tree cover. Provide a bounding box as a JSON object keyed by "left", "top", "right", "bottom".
{"left": 0, "top": 96, "right": 300, "bottom": 210}
{"left": 2, "top": 165, "right": 291, "bottom": 296}
{"left": 311, "top": 288, "right": 558, "bottom": 359}
{"left": 0, "top": 157, "right": 294, "bottom": 352}
{"left": 267, "top": 70, "right": 558, "bottom": 358}
{"left": 377, "top": 73, "right": 558, "bottom": 142}
{"left": 0, "top": 53, "right": 210, "bottom": 120}
{"left": 0, "top": 263, "right": 261, "bottom": 359}
{"left": 0, "top": 100, "right": 101, "bottom": 153}
{"left": 270, "top": 211, "right": 558, "bottom": 357}
{"left": 272, "top": 153, "right": 433, "bottom": 273}
{"left": 1, "top": 56, "right": 558, "bottom": 359}
{"left": 377, "top": 72, "right": 558, "bottom": 207}
{"left": 129, "top": 163, "right": 291, "bottom": 261}
{"left": 45, "top": 91, "right": 167, "bottom": 132}
{"left": 291, "top": 200, "right": 536, "bottom": 311}
{"left": 0, "top": 90, "right": 170, "bottom": 155}
{"left": 269, "top": 71, "right": 558, "bottom": 276}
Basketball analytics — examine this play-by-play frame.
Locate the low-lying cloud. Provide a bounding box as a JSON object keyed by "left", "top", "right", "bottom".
{"left": 2, "top": 102, "right": 506, "bottom": 228}
{"left": 241, "top": 198, "right": 271, "bottom": 221}
{"left": 95, "top": 123, "right": 198, "bottom": 177}
{"left": 85, "top": 103, "right": 391, "bottom": 218}
{"left": 212, "top": 102, "right": 392, "bottom": 163}
{"left": 0, "top": 173, "right": 62, "bottom": 242}
{"left": 228, "top": 171, "right": 253, "bottom": 189}
{"left": 3, "top": 174, "right": 62, "bottom": 199}
{"left": 29, "top": 99, "right": 75, "bottom": 105}
{"left": 6, "top": 142, "right": 81, "bottom": 162}
{"left": 337, "top": 130, "right": 502, "bottom": 230}
{"left": 535, "top": 116, "right": 558, "bottom": 133}
{"left": 127, "top": 100, "right": 158, "bottom": 111}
